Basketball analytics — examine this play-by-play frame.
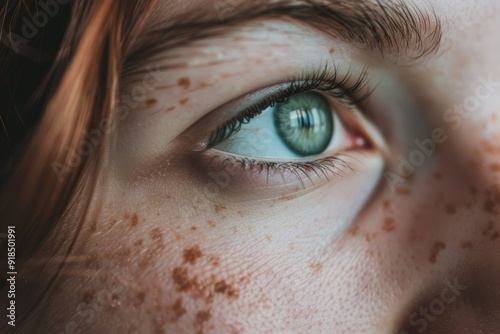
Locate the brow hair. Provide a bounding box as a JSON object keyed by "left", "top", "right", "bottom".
{"left": 123, "top": 0, "right": 442, "bottom": 75}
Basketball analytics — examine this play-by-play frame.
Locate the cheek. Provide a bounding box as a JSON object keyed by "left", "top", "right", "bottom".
{"left": 351, "top": 136, "right": 500, "bottom": 329}
{"left": 41, "top": 152, "right": 383, "bottom": 333}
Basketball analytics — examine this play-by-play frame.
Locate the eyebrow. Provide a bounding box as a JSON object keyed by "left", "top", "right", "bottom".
{"left": 124, "top": 0, "right": 442, "bottom": 72}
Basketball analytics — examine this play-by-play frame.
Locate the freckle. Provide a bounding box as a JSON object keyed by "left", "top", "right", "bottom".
{"left": 445, "top": 204, "right": 456, "bottom": 215}
{"left": 383, "top": 200, "right": 391, "bottom": 210}
{"left": 207, "top": 220, "right": 216, "bottom": 228}
{"left": 150, "top": 228, "right": 163, "bottom": 242}
{"left": 364, "top": 232, "right": 378, "bottom": 242}
{"left": 429, "top": 241, "right": 446, "bottom": 264}
{"left": 136, "top": 292, "right": 145, "bottom": 305}
{"left": 492, "top": 231, "right": 500, "bottom": 241}
{"left": 214, "top": 280, "right": 228, "bottom": 293}
{"left": 349, "top": 226, "right": 359, "bottom": 236}
{"left": 83, "top": 290, "right": 94, "bottom": 304}
{"left": 214, "top": 280, "right": 238, "bottom": 299}
{"left": 190, "top": 226, "right": 197, "bottom": 232}
{"left": 195, "top": 309, "right": 211, "bottom": 324}
{"left": 179, "top": 97, "right": 189, "bottom": 105}
{"left": 134, "top": 239, "right": 143, "bottom": 247}
{"left": 382, "top": 218, "right": 395, "bottom": 232}
{"left": 329, "top": 48, "right": 335, "bottom": 54}
{"left": 90, "top": 221, "right": 97, "bottom": 233}
{"left": 461, "top": 241, "right": 473, "bottom": 250}
{"left": 183, "top": 245, "right": 203, "bottom": 265}
{"left": 208, "top": 255, "right": 220, "bottom": 267}
{"left": 131, "top": 213, "right": 139, "bottom": 227}
{"left": 265, "top": 235, "right": 272, "bottom": 241}
{"left": 146, "top": 98, "right": 157, "bottom": 106}
{"left": 172, "top": 267, "right": 196, "bottom": 291}
{"left": 214, "top": 204, "right": 227, "bottom": 213}
{"left": 469, "top": 185, "right": 477, "bottom": 194}
{"left": 176, "top": 234, "right": 183, "bottom": 241}
{"left": 166, "top": 106, "right": 175, "bottom": 112}
{"left": 178, "top": 77, "right": 191, "bottom": 89}
{"left": 171, "top": 297, "right": 186, "bottom": 321}
{"left": 433, "top": 172, "right": 442, "bottom": 180}
{"left": 490, "top": 163, "right": 500, "bottom": 172}
{"left": 310, "top": 262, "right": 323, "bottom": 274}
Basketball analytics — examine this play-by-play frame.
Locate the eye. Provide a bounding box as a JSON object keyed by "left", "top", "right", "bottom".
{"left": 195, "top": 66, "right": 376, "bottom": 187}
{"left": 212, "top": 91, "right": 348, "bottom": 159}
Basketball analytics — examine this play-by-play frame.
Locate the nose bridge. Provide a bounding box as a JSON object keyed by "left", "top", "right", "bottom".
{"left": 383, "top": 139, "right": 500, "bottom": 334}
{"left": 386, "top": 74, "right": 500, "bottom": 331}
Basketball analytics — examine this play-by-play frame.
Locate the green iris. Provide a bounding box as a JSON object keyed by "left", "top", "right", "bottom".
{"left": 273, "top": 92, "right": 334, "bottom": 156}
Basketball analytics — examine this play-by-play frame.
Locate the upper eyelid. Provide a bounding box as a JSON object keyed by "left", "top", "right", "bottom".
{"left": 205, "top": 66, "right": 371, "bottom": 149}
{"left": 125, "top": 1, "right": 442, "bottom": 72}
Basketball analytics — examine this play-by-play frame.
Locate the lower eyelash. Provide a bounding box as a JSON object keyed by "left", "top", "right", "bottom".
{"left": 204, "top": 153, "right": 357, "bottom": 188}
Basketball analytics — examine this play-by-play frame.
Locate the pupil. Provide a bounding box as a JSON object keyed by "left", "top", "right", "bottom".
{"left": 291, "top": 108, "right": 321, "bottom": 134}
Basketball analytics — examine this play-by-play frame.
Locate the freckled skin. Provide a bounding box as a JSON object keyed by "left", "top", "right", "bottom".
{"left": 183, "top": 245, "right": 203, "bottom": 265}
{"left": 178, "top": 77, "right": 191, "bottom": 89}
{"left": 130, "top": 213, "right": 139, "bottom": 227}
{"left": 11, "top": 1, "right": 500, "bottom": 334}
{"left": 428, "top": 242, "right": 446, "bottom": 264}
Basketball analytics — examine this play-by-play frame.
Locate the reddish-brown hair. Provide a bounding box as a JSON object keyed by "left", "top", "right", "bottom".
{"left": 0, "top": 0, "right": 156, "bottom": 278}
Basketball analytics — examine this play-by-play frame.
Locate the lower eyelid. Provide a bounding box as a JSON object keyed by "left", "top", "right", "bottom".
{"left": 190, "top": 149, "right": 381, "bottom": 203}
{"left": 195, "top": 140, "right": 368, "bottom": 185}
{"left": 190, "top": 103, "right": 377, "bottom": 190}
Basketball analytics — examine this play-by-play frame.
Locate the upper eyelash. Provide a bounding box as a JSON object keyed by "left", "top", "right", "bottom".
{"left": 205, "top": 65, "right": 370, "bottom": 149}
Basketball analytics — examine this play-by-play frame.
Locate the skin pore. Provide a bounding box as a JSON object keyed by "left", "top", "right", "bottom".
{"left": 9, "top": 0, "right": 500, "bottom": 333}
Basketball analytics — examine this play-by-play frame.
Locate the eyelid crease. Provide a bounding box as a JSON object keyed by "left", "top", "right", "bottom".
{"left": 204, "top": 64, "right": 371, "bottom": 149}
{"left": 125, "top": 0, "right": 442, "bottom": 73}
